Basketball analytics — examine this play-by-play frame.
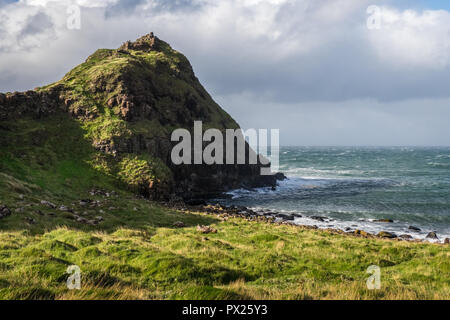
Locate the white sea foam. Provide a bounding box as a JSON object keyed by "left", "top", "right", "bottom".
{"left": 243, "top": 205, "right": 450, "bottom": 243}
{"left": 222, "top": 147, "right": 450, "bottom": 243}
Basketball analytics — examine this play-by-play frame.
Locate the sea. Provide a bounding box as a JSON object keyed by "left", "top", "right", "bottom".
{"left": 218, "top": 146, "right": 450, "bottom": 241}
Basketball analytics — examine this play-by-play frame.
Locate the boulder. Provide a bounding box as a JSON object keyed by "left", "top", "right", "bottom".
{"left": 24, "top": 217, "right": 36, "bottom": 224}
{"left": 408, "top": 226, "right": 421, "bottom": 232}
{"left": 274, "top": 172, "right": 287, "bottom": 181}
{"left": 0, "top": 205, "right": 11, "bottom": 219}
{"left": 173, "top": 221, "right": 185, "bottom": 228}
{"left": 277, "top": 213, "right": 294, "bottom": 221}
{"left": 426, "top": 232, "right": 438, "bottom": 240}
{"left": 311, "top": 216, "right": 327, "bottom": 222}
{"left": 374, "top": 219, "right": 394, "bottom": 223}
{"left": 197, "top": 225, "right": 217, "bottom": 234}
{"left": 377, "top": 231, "right": 397, "bottom": 239}
{"left": 445, "top": 238, "right": 449, "bottom": 244}
{"left": 399, "top": 234, "right": 413, "bottom": 240}
{"left": 354, "top": 229, "right": 370, "bottom": 237}
{"left": 40, "top": 200, "right": 56, "bottom": 209}
{"left": 185, "top": 199, "right": 207, "bottom": 206}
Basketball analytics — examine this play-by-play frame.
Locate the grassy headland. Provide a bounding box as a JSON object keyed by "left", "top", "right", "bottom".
{"left": 0, "top": 127, "right": 448, "bottom": 299}
{"left": 0, "top": 34, "right": 448, "bottom": 300}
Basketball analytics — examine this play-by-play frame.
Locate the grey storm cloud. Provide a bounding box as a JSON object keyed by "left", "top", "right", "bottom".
{"left": 0, "top": 0, "right": 449, "bottom": 145}
{"left": 19, "top": 11, "right": 53, "bottom": 37}
{"left": 104, "top": 0, "right": 147, "bottom": 17}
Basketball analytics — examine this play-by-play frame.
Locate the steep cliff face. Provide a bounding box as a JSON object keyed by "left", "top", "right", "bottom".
{"left": 0, "top": 33, "right": 276, "bottom": 200}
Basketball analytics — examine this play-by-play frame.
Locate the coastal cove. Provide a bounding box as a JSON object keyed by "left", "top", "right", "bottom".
{"left": 214, "top": 146, "right": 450, "bottom": 243}
{"left": 0, "top": 32, "right": 449, "bottom": 301}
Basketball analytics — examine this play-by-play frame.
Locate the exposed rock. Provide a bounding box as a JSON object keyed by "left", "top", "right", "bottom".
{"left": 274, "top": 172, "right": 287, "bottom": 181}
{"left": 87, "top": 220, "right": 99, "bottom": 226}
{"left": 426, "top": 232, "right": 438, "bottom": 240}
{"left": 354, "top": 229, "right": 371, "bottom": 237}
{"left": 173, "top": 221, "right": 185, "bottom": 228}
{"left": 2, "top": 33, "right": 279, "bottom": 201}
{"left": 399, "top": 234, "right": 413, "bottom": 240}
{"left": 24, "top": 217, "right": 36, "bottom": 224}
{"left": 197, "top": 225, "right": 217, "bottom": 234}
{"left": 408, "top": 226, "right": 421, "bottom": 232}
{"left": 0, "top": 85, "right": 64, "bottom": 121}
{"left": 374, "top": 219, "right": 394, "bottom": 223}
{"left": 95, "top": 216, "right": 104, "bottom": 222}
{"left": 277, "top": 213, "right": 294, "bottom": 221}
{"left": 76, "top": 216, "right": 88, "bottom": 224}
{"left": 185, "top": 199, "right": 207, "bottom": 206}
{"left": 311, "top": 216, "right": 327, "bottom": 222}
{"left": 0, "top": 205, "right": 11, "bottom": 219}
{"left": 377, "top": 231, "right": 397, "bottom": 239}
{"left": 119, "top": 33, "right": 158, "bottom": 52}
{"left": 445, "top": 238, "right": 449, "bottom": 244}
{"left": 15, "top": 207, "right": 24, "bottom": 213}
{"left": 40, "top": 200, "right": 56, "bottom": 209}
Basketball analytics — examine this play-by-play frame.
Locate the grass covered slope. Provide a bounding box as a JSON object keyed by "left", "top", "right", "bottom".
{"left": 0, "top": 210, "right": 448, "bottom": 300}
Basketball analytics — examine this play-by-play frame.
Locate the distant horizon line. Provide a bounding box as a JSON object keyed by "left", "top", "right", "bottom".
{"left": 269, "top": 145, "right": 450, "bottom": 148}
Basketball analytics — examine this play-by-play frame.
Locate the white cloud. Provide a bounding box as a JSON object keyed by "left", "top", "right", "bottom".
{"left": 22, "top": 0, "right": 118, "bottom": 8}
{"left": 368, "top": 7, "right": 450, "bottom": 68}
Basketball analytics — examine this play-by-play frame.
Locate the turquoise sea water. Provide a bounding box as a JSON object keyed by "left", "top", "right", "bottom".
{"left": 223, "top": 147, "right": 450, "bottom": 241}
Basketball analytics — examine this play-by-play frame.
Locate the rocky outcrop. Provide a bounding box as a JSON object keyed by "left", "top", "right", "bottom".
{"left": 119, "top": 32, "right": 158, "bottom": 52}
{"left": 0, "top": 85, "right": 64, "bottom": 121}
{"left": 426, "top": 232, "right": 438, "bottom": 240}
{"left": 374, "top": 219, "right": 393, "bottom": 223}
{"left": 377, "top": 231, "right": 397, "bottom": 239}
{"left": 0, "top": 33, "right": 279, "bottom": 200}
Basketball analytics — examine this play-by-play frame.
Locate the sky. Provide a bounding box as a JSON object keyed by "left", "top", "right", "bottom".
{"left": 0, "top": 0, "right": 449, "bottom": 146}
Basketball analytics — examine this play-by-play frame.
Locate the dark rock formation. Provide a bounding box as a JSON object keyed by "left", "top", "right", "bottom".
{"left": 426, "top": 232, "right": 438, "bottom": 240}
{"left": 0, "top": 205, "right": 11, "bottom": 219}
{"left": 377, "top": 231, "right": 397, "bottom": 239}
{"left": 0, "top": 85, "right": 65, "bottom": 121}
{"left": 374, "top": 219, "right": 394, "bottom": 223}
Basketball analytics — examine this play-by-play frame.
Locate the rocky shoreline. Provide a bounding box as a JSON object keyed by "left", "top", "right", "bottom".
{"left": 174, "top": 203, "right": 450, "bottom": 245}
{"left": 1, "top": 186, "right": 448, "bottom": 245}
